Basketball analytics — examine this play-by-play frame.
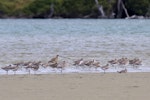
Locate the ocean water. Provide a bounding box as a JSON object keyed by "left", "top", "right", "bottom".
{"left": 0, "top": 19, "right": 150, "bottom": 74}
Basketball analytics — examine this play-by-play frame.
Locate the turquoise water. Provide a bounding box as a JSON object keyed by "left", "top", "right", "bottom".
{"left": 0, "top": 19, "right": 150, "bottom": 67}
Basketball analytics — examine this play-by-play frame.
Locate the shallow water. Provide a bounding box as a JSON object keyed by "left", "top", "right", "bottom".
{"left": 0, "top": 19, "right": 150, "bottom": 69}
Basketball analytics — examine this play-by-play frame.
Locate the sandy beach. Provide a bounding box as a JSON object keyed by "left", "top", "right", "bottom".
{"left": 0, "top": 73, "right": 150, "bottom": 100}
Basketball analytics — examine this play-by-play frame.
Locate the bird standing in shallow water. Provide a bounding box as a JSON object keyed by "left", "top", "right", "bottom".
{"left": 108, "top": 59, "right": 118, "bottom": 69}
{"left": 48, "top": 55, "right": 59, "bottom": 63}
{"left": 73, "top": 58, "right": 83, "bottom": 65}
{"left": 118, "top": 58, "right": 129, "bottom": 68}
{"left": 25, "top": 62, "right": 33, "bottom": 75}
{"left": 84, "top": 59, "right": 94, "bottom": 66}
{"left": 129, "top": 58, "right": 142, "bottom": 69}
{"left": 57, "top": 61, "right": 66, "bottom": 73}
{"left": 93, "top": 61, "right": 101, "bottom": 70}
{"left": 101, "top": 64, "right": 109, "bottom": 74}
{"left": 50, "top": 62, "right": 58, "bottom": 68}
{"left": 1, "top": 65, "right": 12, "bottom": 75}
{"left": 117, "top": 68, "right": 127, "bottom": 73}
{"left": 11, "top": 64, "right": 20, "bottom": 75}
{"left": 48, "top": 55, "right": 59, "bottom": 70}
{"left": 32, "top": 65, "right": 40, "bottom": 75}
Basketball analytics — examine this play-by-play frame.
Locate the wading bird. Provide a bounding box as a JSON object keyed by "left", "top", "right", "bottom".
{"left": 101, "top": 64, "right": 109, "bottom": 74}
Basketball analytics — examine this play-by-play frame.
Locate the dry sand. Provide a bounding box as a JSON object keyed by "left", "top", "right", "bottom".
{"left": 0, "top": 73, "right": 150, "bottom": 100}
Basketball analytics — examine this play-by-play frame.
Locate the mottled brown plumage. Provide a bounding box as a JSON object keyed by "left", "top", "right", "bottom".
{"left": 117, "top": 69, "right": 127, "bottom": 73}
{"left": 48, "top": 55, "right": 59, "bottom": 63}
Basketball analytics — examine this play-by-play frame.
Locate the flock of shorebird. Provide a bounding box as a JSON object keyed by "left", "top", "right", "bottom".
{"left": 1, "top": 55, "right": 142, "bottom": 75}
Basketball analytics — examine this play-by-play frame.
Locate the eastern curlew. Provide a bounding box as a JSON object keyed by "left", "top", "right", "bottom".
{"left": 48, "top": 55, "right": 59, "bottom": 63}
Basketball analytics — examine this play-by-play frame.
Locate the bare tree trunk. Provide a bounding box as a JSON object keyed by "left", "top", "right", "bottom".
{"left": 48, "top": 3, "right": 54, "bottom": 18}
{"left": 117, "top": 0, "right": 121, "bottom": 12}
{"left": 117, "top": 0, "right": 129, "bottom": 18}
{"left": 117, "top": 0, "right": 122, "bottom": 18}
{"left": 94, "top": 0, "right": 106, "bottom": 18}
{"left": 121, "top": 1, "right": 129, "bottom": 18}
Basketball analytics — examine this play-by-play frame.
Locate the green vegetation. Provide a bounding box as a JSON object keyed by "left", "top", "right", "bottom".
{"left": 125, "top": 0, "right": 150, "bottom": 16}
{"left": 0, "top": 0, "right": 150, "bottom": 18}
{"left": 0, "top": 0, "right": 34, "bottom": 17}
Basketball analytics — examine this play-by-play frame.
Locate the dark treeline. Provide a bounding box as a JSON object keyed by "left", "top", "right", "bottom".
{"left": 0, "top": 0, "right": 150, "bottom": 19}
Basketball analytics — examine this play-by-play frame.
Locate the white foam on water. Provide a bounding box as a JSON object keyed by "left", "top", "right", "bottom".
{"left": 0, "top": 65, "right": 150, "bottom": 75}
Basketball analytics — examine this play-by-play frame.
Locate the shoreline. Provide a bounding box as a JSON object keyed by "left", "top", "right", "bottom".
{"left": 0, "top": 66, "right": 150, "bottom": 75}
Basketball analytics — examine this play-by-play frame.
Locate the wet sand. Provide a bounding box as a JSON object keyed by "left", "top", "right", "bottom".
{"left": 0, "top": 73, "right": 150, "bottom": 100}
